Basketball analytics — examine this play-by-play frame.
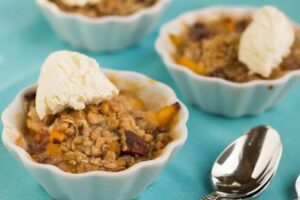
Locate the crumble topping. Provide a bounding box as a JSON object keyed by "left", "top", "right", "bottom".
{"left": 170, "top": 16, "right": 300, "bottom": 82}
{"left": 49, "top": 0, "right": 158, "bottom": 18}
{"left": 21, "top": 91, "right": 180, "bottom": 173}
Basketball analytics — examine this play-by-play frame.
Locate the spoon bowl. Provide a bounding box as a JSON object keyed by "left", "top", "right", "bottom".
{"left": 201, "top": 125, "right": 282, "bottom": 199}
{"left": 234, "top": 172, "right": 275, "bottom": 199}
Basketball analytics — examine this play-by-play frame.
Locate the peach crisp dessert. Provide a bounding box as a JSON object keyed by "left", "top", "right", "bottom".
{"left": 18, "top": 51, "right": 180, "bottom": 173}
{"left": 170, "top": 6, "right": 300, "bottom": 83}
{"left": 22, "top": 91, "right": 179, "bottom": 173}
{"left": 49, "top": 0, "right": 158, "bottom": 18}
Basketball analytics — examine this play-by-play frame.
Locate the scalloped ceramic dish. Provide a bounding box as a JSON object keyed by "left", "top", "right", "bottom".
{"left": 37, "top": 0, "right": 170, "bottom": 52}
{"left": 155, "top": 6, "right": 300, "bottom": 117}
{"left": 1, "top": 69, "right": 188, "bottom": 200}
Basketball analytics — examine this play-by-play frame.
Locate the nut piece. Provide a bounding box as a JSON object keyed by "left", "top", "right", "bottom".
{"left": 123, "top": 130, "right": 147, "bottom": 156}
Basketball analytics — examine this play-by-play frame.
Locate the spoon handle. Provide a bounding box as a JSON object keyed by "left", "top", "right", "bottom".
{"left": 201, "top": 192, "right": 221, "bottom": 200}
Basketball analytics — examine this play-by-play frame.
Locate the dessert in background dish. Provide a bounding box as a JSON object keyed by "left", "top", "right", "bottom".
{"left": 156, "top": 6, "right": 300, "bottom": 117}
{"left": 50, "top": 0, "right": 158, "bottom": 18}
{"left": 37, "top": 0, "right": 170, "bottom": 52}
{"left": 170, "top": 6, "right": 299, "bottom": 83}
{"left": 20, "top": 51, "right": 180, "bottom": 173}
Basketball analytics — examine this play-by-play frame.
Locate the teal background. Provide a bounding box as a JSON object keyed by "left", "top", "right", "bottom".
{"left": 1, "top": 0, "right": 300, "bottom": 199}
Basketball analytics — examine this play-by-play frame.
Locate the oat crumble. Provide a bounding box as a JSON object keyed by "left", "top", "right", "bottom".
{"left": 49, "top": 0, "right": 158, "bottom": 18}
{"left": 21, "top": 90, "right": 180, "bottom": 173}
{"left": 170, "top": 16, "right": 300, "bottom": 82}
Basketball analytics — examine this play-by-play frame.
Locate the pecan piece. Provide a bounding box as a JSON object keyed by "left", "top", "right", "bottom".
{"left": 189, "top": 22, "right": 215, "bottom": 41}
{"left": 123, "top": 130, "right": 147, "bottom": 156}
{"left": 235, "top": 19, "right": 250, "bottom": 32}
{"left": 146, "top": 127, "right": 168, "bottom": 137}
{"left": 24, "top": 91, "right": 36, "bottom": 101}
{"left": 28, "top": 133, "right": 49, "bottom": 154}
{"left": 209, "top": 69, "right": 227, "bottom": 79}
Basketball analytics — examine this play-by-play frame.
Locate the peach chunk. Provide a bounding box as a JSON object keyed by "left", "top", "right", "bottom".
{"left": 155, "top": 102, "right": 181, "bottom": 127}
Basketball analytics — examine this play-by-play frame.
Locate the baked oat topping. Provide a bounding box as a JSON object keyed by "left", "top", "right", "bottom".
{"left": 170, "top": 16, "right": 300, "bottom": 83}
{"left": 21, "top": 90, "right": 180, "bottom": 173}
{"left": 49, "top": 0, "right": 158, "bottom": 18}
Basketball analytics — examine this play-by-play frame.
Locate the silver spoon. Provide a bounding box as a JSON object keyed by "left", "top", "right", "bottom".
{"left": 232, "top": 172, "right": 274, "bottom": 200}
{"left": 205, "top": 176, "right": 272, "bottom": 200}
{"left": 201, "top": 125, "right": 282, "bottom": 200}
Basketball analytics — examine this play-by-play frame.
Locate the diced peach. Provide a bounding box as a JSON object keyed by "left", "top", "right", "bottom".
{"left": 155, "top": 102, "right": 181, "bottom": 127}
{"left": 129, "top": 98, "right": 144, "bottom": 109}
{"left": 49, "top": 130, "right": 65, "bottom": 143}
{"left": 176, "top": 56, "right": 207, "bottom": 75}
{"left": 15, "top": 136, "right": 27, "bottom": 149}
{"left": 46, "top": 143, "right": 61, "bottom": 156}
{"left": 223, "top": 19, "right": 235, "bottom": 31}
{"left": 170, "top": 34, "right": 182, "bottom": 47}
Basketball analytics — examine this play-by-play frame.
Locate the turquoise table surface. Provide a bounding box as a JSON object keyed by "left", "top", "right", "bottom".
{"left": 1, "top": 0, "right": 300, "bottom": 199}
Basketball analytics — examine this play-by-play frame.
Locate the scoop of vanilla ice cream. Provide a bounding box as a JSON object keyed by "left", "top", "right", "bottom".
{"left": 36, "top": 51, "right": 119, "bottom": 119}
{"left": 62, "top": 0, "right": 101, "bottom": 6}
{"left": 239, "top": 6, "right": 295, "bottom": 78}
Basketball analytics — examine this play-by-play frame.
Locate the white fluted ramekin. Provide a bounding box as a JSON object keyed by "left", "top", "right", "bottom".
{"left": 2, "top": 69, "right": 188, "bottom": 200}
{"left": 36, "top": 0, "right": 170, "bottom": 52}
{"left": 156, "top": 6, "right": 300, "bottom": 117}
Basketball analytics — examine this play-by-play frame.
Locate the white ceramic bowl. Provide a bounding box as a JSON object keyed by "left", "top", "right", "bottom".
{"left": 37, "top": 0, "right": 170, "bottom": 52}
{"left": 156, "top": 6, "right": 300, "bottom": 117}
{"left": 1, "top": 69, "right": 188, "bottom": 200}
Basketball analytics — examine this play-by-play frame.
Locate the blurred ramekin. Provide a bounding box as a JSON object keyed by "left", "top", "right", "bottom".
{"left": 156, "top": 6, "right": 300, "bottom": 117}
{"left": 36, "top": 0, "right": 170, "bottom": 52}
{"left": 2, "top": 69, "right": 188, "bottom": 200}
